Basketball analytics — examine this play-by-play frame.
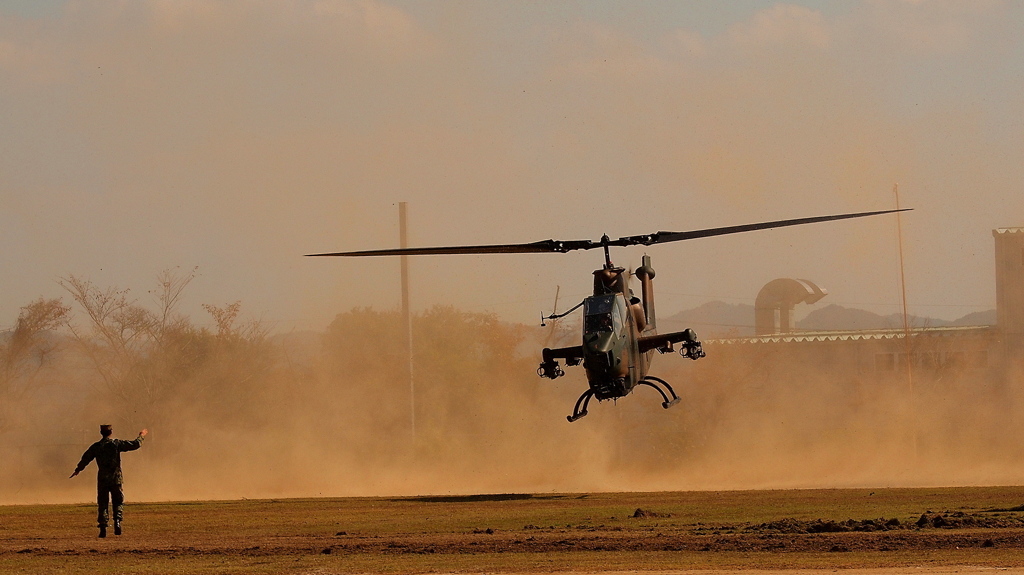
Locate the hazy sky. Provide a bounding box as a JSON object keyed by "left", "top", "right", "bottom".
{"left": 2, "top": 0, "right": 1022, "bottom": 333}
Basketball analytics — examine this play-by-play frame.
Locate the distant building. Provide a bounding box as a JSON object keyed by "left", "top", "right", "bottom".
{"left": 995, "top": 227, "right": 1024, "bottom": 351}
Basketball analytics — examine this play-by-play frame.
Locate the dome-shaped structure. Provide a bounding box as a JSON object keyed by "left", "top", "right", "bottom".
{"left": 754, "top": 278, "right": 827, "bottom": 335}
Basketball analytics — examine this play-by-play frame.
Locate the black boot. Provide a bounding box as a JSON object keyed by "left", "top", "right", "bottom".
{"left": 98, "top": 525, "right": 107, "bottom": 538}
{"left": 114, "top": 521, "right": 122, "bottom": 535}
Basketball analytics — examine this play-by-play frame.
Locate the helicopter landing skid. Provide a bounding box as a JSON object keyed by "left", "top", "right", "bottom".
{"left": 638, "top": 375, "right": 681, "bottom": 409}
{"left": 566, "top": 389, "right": 595, "bottom": 422}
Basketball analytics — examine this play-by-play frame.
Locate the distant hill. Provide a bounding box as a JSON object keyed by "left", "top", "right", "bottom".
{"left": 950, "top": 309, "right": 997, "bottom": 326}
{"left": 798, "top": 304, "right": 996, "bottom": 331}
{"left": 660, "top": 302, "right": 995, "bottom": 337}
{"left": 797, "top": 304, "right": 900, "bottom": 331}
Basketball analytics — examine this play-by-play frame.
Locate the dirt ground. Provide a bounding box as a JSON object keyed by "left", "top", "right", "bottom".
{"left": 6, "top": 488, "right": 1024, "bottom": 574}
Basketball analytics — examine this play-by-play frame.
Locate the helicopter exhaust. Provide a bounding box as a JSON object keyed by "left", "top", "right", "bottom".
{"left": 634, "top": 255, "right": 656, "bottom": 333}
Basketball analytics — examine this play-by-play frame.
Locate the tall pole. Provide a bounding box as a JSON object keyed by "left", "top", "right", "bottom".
{"left": 399, "top": 202, "right": 415, "bottom": 441}
{"left": 894, "top": 184, "right": 916, "bottom": 458}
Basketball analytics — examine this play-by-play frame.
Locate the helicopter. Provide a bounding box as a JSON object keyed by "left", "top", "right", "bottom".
{"left": 308, "top": 208, "right": 908, "bottom": 422}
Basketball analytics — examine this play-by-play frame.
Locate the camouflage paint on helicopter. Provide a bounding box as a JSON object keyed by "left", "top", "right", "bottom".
{"left": 539, "top": 252, "right": 704, "bottom": 421}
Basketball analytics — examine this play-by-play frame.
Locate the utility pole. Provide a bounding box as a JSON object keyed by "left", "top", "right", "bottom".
{"left": 894, "top": 184, "right": 917, "bottom": 459}
{"left": 399, "top": 202, "right": 415, "bottom": 442}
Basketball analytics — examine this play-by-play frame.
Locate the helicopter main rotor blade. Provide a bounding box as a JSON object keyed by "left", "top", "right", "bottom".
{"left": 305, "top": 238, "right": 600, "bottom": 257}
{"left": 306, "top": 208, "right": 910, "bottom": 257}
{"left": 610, "top": 208, "right": 911, "bottom": 247}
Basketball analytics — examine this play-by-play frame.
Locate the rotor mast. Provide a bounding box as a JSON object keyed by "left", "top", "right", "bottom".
{"left": 601, "top": 234, "right": 613, "bottom": 268}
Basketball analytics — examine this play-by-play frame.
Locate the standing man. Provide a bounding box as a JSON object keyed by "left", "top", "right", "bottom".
{"left": 70, "top": 425, "right": 148, "bottom": 538}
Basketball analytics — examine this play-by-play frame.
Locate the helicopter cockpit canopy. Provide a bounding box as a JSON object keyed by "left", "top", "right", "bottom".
{"left": 584, "top": 294, "right": 625, "bottom": 333}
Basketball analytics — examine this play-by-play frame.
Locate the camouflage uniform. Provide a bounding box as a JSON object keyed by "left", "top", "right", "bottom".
{"left": 73, "top": 434, "right": 144, "bottom": 530}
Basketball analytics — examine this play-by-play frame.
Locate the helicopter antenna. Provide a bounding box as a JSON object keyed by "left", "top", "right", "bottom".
{"left": 543, "top": 299, "right": 585, "bottom": 323}
{"left": 541, "top": 285, "right": 560, "bottom": 327}
{"left": 541, "top": 285, "right": 563, "bottom": 346}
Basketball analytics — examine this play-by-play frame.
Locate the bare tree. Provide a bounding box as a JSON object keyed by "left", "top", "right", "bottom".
{"left": 150, "top": 268, "right": 197, "bottom": 342}
{"left": 0, "top": 298, "right": 70, "bottom": 429}
{"left": 59, "top": 269, "right": 200, "bottom": 426}
{"left": 193, "top": 301, "right": 272, "bottom": 424}
{"left": 60, "top": 269, "right": 276, "bottom": 432}
{"left": 202, "top": 301, "right": 268, "bottom": 341}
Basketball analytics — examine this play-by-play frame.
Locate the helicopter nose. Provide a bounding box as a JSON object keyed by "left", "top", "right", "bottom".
{"left": 584, "top": 331, "right": 616, "bottom": 354}
{"left": 583, "top": 333, "right": 622, "bottom": 373}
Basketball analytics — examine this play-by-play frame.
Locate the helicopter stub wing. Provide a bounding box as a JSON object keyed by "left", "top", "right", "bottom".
{"left": 638, "top": 330, "right": 701, "bottom": 354}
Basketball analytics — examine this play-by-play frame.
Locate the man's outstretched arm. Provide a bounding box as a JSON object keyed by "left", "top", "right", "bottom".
{"left": 70, "top": 445, "right": 96, "bottom": 478}
{"left": 117, "top": 429, "right": 148, "bottom": 452}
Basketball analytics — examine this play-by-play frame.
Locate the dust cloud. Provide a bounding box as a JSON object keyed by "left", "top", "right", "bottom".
{"left": 610, "top": 341, "right": 1024, "bottom": 492}
{"left": 1, "top": 272, "right": 1023, "bottom": 505}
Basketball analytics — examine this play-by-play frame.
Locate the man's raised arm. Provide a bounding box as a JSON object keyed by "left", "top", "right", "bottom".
{"left": 118, "top": 428, "right": 148, "bottom": 452}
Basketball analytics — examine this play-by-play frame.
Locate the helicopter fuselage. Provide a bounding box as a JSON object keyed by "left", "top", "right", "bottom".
{"left": 538, "top": 256, "right": 704, "bottom": 421}
{"left": 581, "top": 291, "right": 650, "bottom": 399}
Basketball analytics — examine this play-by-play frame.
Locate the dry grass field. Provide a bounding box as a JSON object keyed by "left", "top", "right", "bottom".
{"left": 5, "top": 487, "right": 1024, "bottom": 574}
